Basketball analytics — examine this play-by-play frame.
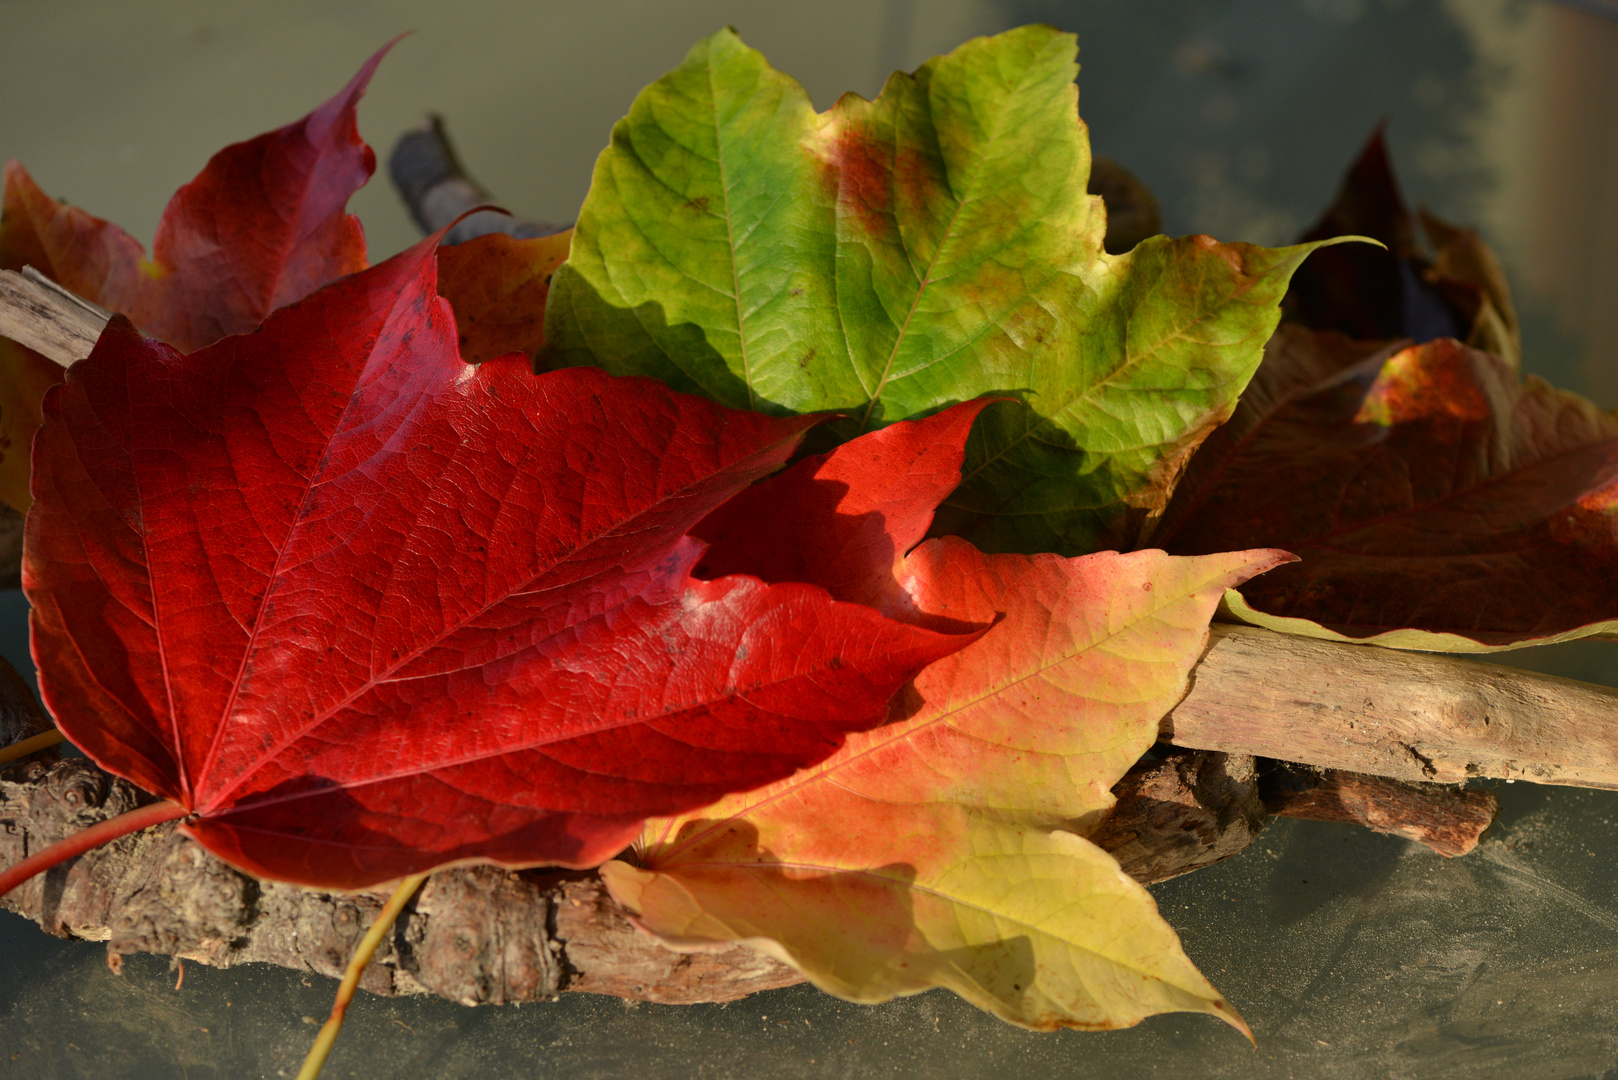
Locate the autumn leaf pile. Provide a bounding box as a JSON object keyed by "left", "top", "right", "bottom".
{"left": 3, "top": 25, "right": 1612, "bottom": 1038}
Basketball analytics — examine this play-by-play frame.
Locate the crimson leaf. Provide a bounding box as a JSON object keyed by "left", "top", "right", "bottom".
{"left": 23, "top": 235, "right": 974, "bottom": 889}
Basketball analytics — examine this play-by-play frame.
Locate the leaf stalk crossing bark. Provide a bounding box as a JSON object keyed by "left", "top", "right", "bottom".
{"left": 296, "top": 871, "right": 430, "bottom": 1080}
{"left": 0, "top": 797, "right": 187, "bottom": 899}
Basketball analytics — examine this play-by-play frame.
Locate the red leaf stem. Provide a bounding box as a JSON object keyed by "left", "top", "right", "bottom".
{"left": 0, "top": 798, "right": 187, "bottom": 899}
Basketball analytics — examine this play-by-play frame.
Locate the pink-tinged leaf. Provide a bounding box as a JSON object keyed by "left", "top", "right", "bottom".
{"left": 605, "top": 540, "right": 1282, "bottom": 1032}
{"left": 607, "top": 401, "right": 1287, "bottom": 1031}
{"left": 0, "top": 45, "right": 390, "bottom": 511}
{"left": 23, "top": 235, "right": 976, "bottom": 890}
{"left": 4, "top": 45, "right": 387, "bottom": 351}
{"left": 1158, "top": 325, "right": 1618, "bottom": 650}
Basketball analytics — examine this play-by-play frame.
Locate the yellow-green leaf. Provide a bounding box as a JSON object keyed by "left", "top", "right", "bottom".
{"left": 605, "top": 814, "right": 1248, "bottom": 1034}
{"left": 543, "top": 25, "right": 1342, "bottom": 555}
{"left": 603, "top": 540, "right": 1284, "bottom": 1033}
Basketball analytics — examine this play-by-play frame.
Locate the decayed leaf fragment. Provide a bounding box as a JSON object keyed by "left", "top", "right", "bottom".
{"left": 1285, "top": 128, "right": 1521, "bottom": 367}
{"left": 603, "top": 403, "right": 1289, "bottom": 1033}
{"left": 435, "top": 229, "right": 573, "bottom": 363}
{"left": 1158, "top": 324, "right": 1618, "bottom": 650}
{"left": 24, "top": 232, "right": 978, "bottom": 890}
{"left": 0, "top": 44, "right": 391, "bottom": 512}
{"left": 543, "top": 25, "right": 1340, "bottom": 556}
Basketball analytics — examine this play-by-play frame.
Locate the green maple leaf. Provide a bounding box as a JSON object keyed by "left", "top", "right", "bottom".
{"left": 543, "top": 24, "right": 1342, "bottom": 555}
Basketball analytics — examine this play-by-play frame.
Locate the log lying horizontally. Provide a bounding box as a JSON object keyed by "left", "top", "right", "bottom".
{"left": 0, "top": 749, "right": 1267, "bottom": 1006}
{"left": 1166, "top": 624, "right": 1618, "bottom": 789}
{"left": 0, "top": 742, "right": 1498, "bottom": 1005}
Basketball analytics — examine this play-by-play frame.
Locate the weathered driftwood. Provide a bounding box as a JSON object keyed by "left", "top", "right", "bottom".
{"left": 0, "top": 268, "right": 106, "bottom": 371}
{"left": 1165, "top": 624, "right": 1618, "bottom": 789}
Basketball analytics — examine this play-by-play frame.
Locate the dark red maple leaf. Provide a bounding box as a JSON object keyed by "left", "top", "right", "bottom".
{"left": 1284, "top": 128, "right": 1466, "bottom": 344}
{"left": 1283, "top": 128, "right": 1520, "bottom": 366}
{"left": 1155, "top": 324, "right": 1618, "bottom": 647}
{"left": 16, "top": 234, "right": 976, "bottom": 891}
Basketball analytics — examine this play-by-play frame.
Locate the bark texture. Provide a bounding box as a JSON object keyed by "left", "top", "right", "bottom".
{"left": 1, "top": 742, "right": 1499, "bottom": 1007}
{"left": 0, "top": 758, "right": 805, "bottom": 1005}
{"left": 1089, "top": 750, "right": 1267, "bottom": 884}
{"left": 1261, "top": 763, "right": 1499, "bottom": 857}
{"left": 0, "top": 753, "right": 1260, "bottom": 1006}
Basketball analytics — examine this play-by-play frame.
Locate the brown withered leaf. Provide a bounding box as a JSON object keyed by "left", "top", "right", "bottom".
{"left": 1285, "top": 128, "right": 1521, "bottom": 367}
{"left": 1157, "top": 324, "right": 1618, "bottom": 651}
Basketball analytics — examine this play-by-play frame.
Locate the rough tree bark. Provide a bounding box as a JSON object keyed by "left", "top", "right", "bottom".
{"left": 0, "top": 748, "right": 1276, "bottom": 1006}
{"left": 0, "top": 739, "right": 1499, "bottom": 1006}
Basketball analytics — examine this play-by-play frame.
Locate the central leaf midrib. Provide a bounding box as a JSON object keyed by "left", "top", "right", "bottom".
{"left": 855, "top": 66, "right": 1040, "bottom": 432}
{"left": 712, "top": 56, "right": 756, "bottom": 410}
{"left": 218, "top": 637, "right": 905, "bottom": 815}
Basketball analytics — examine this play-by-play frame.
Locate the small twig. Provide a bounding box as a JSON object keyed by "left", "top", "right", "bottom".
{"left": 0, "top": 728, "right": 65, "bottom": 768}
{"left": 1263, "top": 763, "right": 1499, "bottom": 857}
{"left": 0, "top": 268, "right": 108, "bottom": 367}
{"left": 388, "top": 114, "right": 564, "bottom": 244}
{"left": 20, "top": 267, "right": 114, "bottom": 322}
{"left": 296, "top": 871, "right": 430, "bottom": 1080}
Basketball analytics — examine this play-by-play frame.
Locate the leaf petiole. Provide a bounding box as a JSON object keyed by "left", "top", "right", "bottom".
{"left": 0, "top": 798, "right": 187, "bottom": 898}
{"left": 296, "top": 871, "right": 430, "bottom": 1080}
{"left": 0, "top": 728, "right": 66, "bottom": 768}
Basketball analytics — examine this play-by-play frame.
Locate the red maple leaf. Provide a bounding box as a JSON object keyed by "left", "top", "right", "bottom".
{"left": 13, "top": 234, "right": 976, "bottom": 892}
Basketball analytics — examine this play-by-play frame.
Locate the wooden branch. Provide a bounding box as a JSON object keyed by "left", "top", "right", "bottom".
{"left": 388, "top": 115, "right": 566, "bottom": 245}
{"left": 0, "top": 751, "right": 1277, "bottom": 1007}
{"left": 1165, "top": 623, "right": 1618, "bottom": 789}
{"left": 0, "top": 758, "right": 807, "bottom": 1005}
{"left": 1, "top": 741, "right": 1503, "bottom": 1009}
{"left": 1260, "top": 763, "right": 1499, "bottom": 857}
{"left": 0, "top": 268, "right": 106, "bottom": 368}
